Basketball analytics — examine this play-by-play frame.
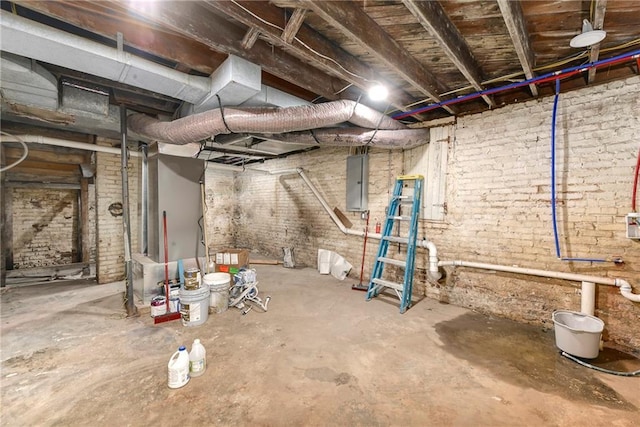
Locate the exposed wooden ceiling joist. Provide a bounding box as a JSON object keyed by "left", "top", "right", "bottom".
{"left": 282, "top": 8, "right": 308, "bottom": 44}
{"left": 205, "top": 0, "right": 417, "bottom": 112}
{"left": 497, "top": 0, "right": 539, "bottom": 97}
{"left": 241, "top": 27, "right": 261, "bottom": 50}
{"left": 124, "top": 0, "right": 348, "bottom": 101}
{"left": 401, "top": 0, "right": 494, "bottom": 108}
{"left": 588, "top": 0, "right": 608, "bottom": 84}
{"left": 301, "top": 0, "right": 457, "bottom": 115}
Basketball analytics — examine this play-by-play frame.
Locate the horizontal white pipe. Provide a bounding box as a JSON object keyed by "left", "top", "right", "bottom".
{"left": 1, "top": 134, "right": 141, "bottom": 157}
{"left": 438, "top": 260, "right": 618, "bottom": 286}
{"left": 439, "top": 260, "right": 640, "bottom": 302}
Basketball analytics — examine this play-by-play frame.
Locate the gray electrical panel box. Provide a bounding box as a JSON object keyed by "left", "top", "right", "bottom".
{"left": 346, "top": 154, "right": 369, "bottom": 211}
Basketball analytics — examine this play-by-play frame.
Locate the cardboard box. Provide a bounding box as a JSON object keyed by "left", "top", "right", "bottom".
{"left": 214, "top": 248, "right": 249, "bottom": 274}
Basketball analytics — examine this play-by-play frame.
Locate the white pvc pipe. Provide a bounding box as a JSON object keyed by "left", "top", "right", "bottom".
{"left": 1, "top": 134, "right": 141, "bottom": 157}
{"left": 438, "top": 260, "right": 640, "bottom": 303}
{"left": 296, "top": 168, "right": 442, "bottom": 280}
{"left": 581, "top": 281, "right": 596, "bottom": 316}
{"left": 438, "top": 260, "right": 618, "bottom": 286}
{"left": 619, "top": 280, "right": 640, "bottom": 302}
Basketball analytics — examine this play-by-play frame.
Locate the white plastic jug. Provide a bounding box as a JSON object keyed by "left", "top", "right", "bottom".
{"left": 189, "top": 339, "right": 206, "bottom": 377}
{"left": 167, "top": 346, "right": 190, "bottom": 388}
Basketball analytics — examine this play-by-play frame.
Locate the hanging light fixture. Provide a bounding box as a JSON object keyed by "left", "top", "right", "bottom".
{"left": 368, "top": 84, "right": 388, "bottom": 101}
{"left": 570, "top": 19, "right": 606, "bottom": 48}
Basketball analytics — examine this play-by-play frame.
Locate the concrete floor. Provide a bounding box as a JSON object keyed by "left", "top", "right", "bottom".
{"left": 1, "top": 265, "right": 639, "bottom": 426}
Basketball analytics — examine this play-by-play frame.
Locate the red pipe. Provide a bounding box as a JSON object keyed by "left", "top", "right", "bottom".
{"left": 359, "top": 212, "right": 370, "bottom": 285}
{"left": 633, "top": 147, "right": 640, "bottom": 212}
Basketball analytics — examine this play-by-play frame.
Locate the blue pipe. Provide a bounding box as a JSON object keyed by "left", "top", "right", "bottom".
{"left": 392, "top": 49, "right": 640, "bottom": 119}
{"left": 551, "top": 79, "right": 561, "bottom": 258}
{"left": 550, "top": 76, "right": 607, "bottom": 264}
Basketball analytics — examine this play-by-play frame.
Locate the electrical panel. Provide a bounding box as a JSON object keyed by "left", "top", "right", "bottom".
{"left": 346, "top": 154, "right": 369, "bottom": 212}
{"left": 626, "top": 213, "right": 640, "bottom": 239}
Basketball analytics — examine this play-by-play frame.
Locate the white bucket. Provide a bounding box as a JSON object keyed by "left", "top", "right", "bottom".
{"left": 203, "top": 272, "right": 230, "bottom": 314}
{"left": 552, "top": 310, "right": 605, "bottom": 359}
{"left": 179, "top": 286, "right": 210, "bottom": 327}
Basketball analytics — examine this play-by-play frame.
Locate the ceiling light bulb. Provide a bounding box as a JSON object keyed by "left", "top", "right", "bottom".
{"left": 368, "top": 84, "right": 388, "bottom": 101}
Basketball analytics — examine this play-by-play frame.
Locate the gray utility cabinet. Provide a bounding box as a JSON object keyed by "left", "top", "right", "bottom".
{"left": 148, "top": 147, "right": 205, "bottom": 263}
{"left": 346, "top": 154, "right": 369, "bottom": 211}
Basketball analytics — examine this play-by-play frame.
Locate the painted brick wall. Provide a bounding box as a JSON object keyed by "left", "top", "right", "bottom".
{"left": 204, "top": 167, "right": 236, "bottom": 252}
{"left": 95, "top": 139, "right": 139, "bottom": 284}
{"left": 430, "top": 76, "right": 640, "bottom": 350}
{"left": 11, "top": 188, "right": 78, "bottom": 268}
{"left": 230, "top": 76, "right": 640, "bottom": 350}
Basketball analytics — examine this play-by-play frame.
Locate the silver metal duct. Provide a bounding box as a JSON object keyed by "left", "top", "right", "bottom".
{"left": 127, "top": 100, "right": 425, "bottom": 148}
{"left": 254, "top": 128, "right": 430, "bottom": 149}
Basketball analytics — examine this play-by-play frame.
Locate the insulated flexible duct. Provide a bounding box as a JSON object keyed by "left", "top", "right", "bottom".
{"left": 128, "top": 100, "right": 420, "bottom": 147}
{"left": 251, "top": 128, "right": 430, "bottom": 149}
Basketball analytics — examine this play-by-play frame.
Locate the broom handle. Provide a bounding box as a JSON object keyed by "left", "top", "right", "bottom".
{"left": 163, "top": 210, "right": 170, "bottom": 311}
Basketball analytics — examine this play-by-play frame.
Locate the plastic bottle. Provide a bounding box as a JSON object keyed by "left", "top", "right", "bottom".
{"left": 189, "top": 339, "right": 206, "bottom": 377}
{"left": 167, "top": 346, "right": 190, "bottom": 388}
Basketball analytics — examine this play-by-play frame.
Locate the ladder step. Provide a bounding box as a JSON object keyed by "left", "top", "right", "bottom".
{"left": 372, "top": 278, "right": 404, "bottom": 291}
{"left": 389, "top": 215, "right": 411, "bottom": 221}
{"left": 378, "top": 257, "right": 406, "bottom": 268}
{"left": 383, "top": 236, "right": 409, "bottom": 244}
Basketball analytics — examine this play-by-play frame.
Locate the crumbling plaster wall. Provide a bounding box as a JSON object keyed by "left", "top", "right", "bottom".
{"left": 229, "top": 75, "right": 640, "bottom": 350}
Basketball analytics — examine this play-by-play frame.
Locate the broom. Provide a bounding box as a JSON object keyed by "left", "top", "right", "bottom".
{"left": 155, "top": 210, "right": 181, "bottom": 324}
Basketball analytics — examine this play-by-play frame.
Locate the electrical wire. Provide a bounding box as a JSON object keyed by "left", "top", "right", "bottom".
{"left": 393, "top": 38, "right": 640, "bottom": 114}
{"left": 0, "top": 131, "right": 29, "bottom": 172}
{"left": 561, "top": 351, "right": 640, "bottom": 377}
{"left": 230, "top": 0, "right": 376, "bottom": 84}
{"left": 393, "top": 49, "right": 640, "bottom": 119}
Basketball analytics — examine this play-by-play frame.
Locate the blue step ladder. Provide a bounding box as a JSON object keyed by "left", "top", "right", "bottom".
{"left": 366, "top": 175, "right": 423, "bottom": 313}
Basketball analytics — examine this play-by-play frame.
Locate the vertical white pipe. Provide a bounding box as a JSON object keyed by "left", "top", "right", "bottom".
{"left": 581, "top": 281, "right": 596, "bottom": 316}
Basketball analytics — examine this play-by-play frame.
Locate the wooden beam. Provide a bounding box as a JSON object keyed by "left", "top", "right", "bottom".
{"left": 401, "top": 0, "right": 494, "bottom": 108}
{"left": 241, "top": 27, "right": 261, "bottom": 50}
{"left": 497, "top": 0, "right": 539, "bottom": 97}
{"left": 4, "top": 182, "right": 82, "bottom": 190}
{"left": 3, "top": 146, "right": 87, "bottom": 165}
{"left": 125, "top": 0, "right": 348, "bottom": 100}
{"left": 5, "top": 172, "right": 79, "bottom": 186}
{"left": 588, "top": 0, "right": 608, "bottom": 84}
{"left": 281, "top": 8, "right": 308, "bottom": 44}
{"left": 15, "top": 0, "right": 225, "bottom": 75}
{"left": 206, "top": 0, "right": 418, "bottom": 113}
{"left": 301, "top": 0, "right": 455, "bottom": 114}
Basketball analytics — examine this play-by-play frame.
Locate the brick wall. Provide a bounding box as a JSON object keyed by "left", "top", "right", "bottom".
{"left": 11, "top": 188, "right": 78, "bottom": 268}
{"left": 95, "top": 139, "right": 139, "bottom": 283}
{"left": 204, "top": 167, "right": 236, "bottom": 251}
{"left": 230, "top": 76, "right": 640, "bottom": 350}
